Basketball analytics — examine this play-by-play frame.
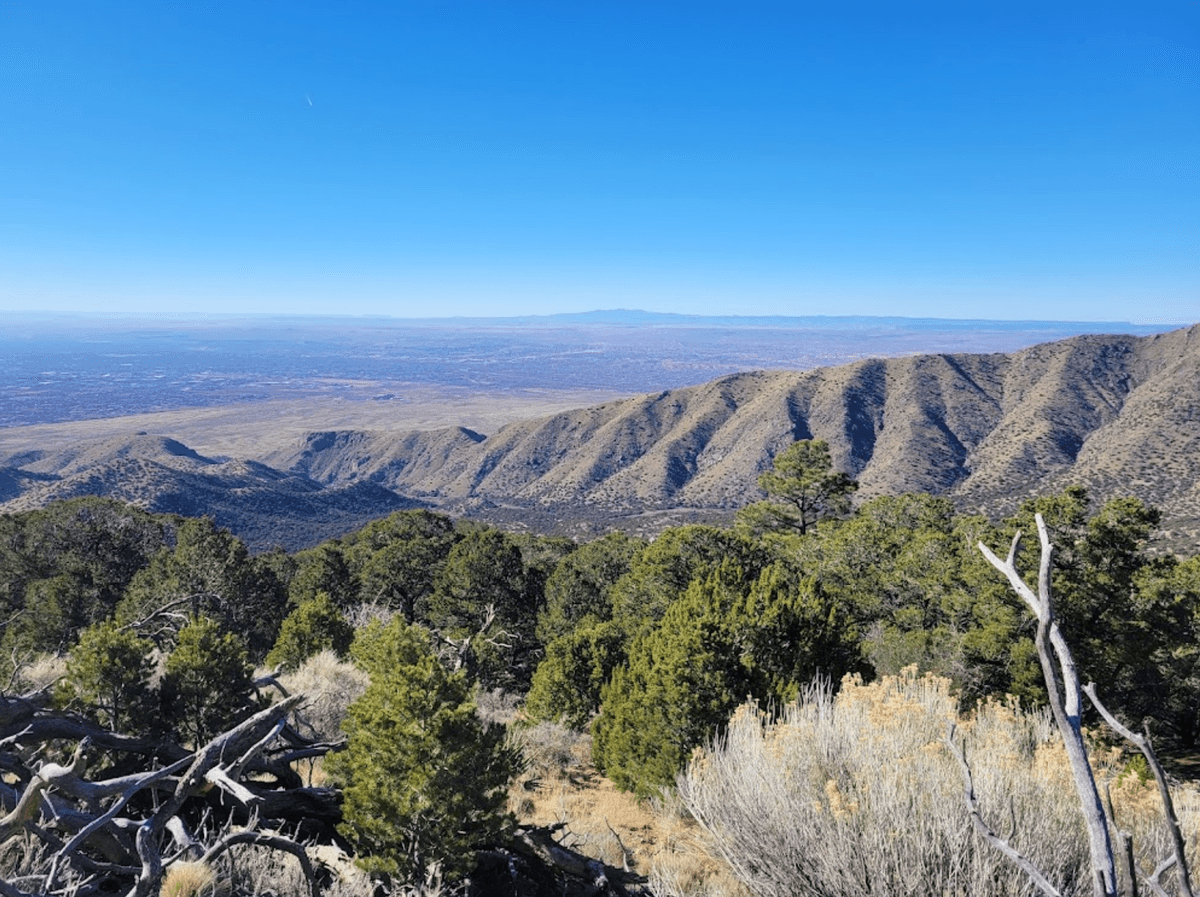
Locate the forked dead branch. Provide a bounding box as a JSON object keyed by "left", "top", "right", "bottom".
{"left": 0, "top": 691, "right": 337, "bottom": 897}
{"left": 970, "top": 514, "right": 1195, "bottom": 897}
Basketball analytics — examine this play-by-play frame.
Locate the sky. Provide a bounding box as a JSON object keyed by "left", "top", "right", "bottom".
{"left": 1, "top": 1, "right": 1197, "bottom": 324}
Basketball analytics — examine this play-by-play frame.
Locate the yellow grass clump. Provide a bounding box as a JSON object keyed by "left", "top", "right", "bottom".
{"left": 161, "top": 861, "right": 226, "bottom": 897}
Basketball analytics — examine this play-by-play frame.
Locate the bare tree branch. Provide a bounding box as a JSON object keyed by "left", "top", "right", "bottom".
{"left": 43, "top": 754, "right": 193, "bottom": 891}
{"left": 1084, "top": 682, "right": 1196, "bottom": 897}
{"left": 0, "top": 738, "right": 90, "bottom": 840}
{"left": 978, "top": 515, "right": 1118, "bottom": 897}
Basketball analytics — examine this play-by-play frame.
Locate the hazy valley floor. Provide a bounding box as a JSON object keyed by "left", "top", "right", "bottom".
{"left": 0, "top": 384, "right": 627, "bottom": 460}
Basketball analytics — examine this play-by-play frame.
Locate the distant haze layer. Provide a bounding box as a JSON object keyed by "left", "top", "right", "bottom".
{"left": 0, "top": 312, "right": 1174, "bottom": 436}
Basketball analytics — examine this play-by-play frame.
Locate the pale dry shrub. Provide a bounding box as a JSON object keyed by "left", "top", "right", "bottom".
{"left": 647, "top": 791, "right": 750, "bottom": 897}
{"left": 1107, "top": 765, "right": 1200, "bottom": 887}
{"left": 216, "top": 842, "right": 380, "bottom": 897}
{"left": 513, "top": 720, "right": 590, "bottom": 780}
{"left": 277, "top": 649, "right": 369, "bottom": 743}
{"left": 678, "top": 668, "right": 1196, "bottom": 897}
{"left": 475, "top": 687, "right": 521, "bottom": 727}
{"left": 344, "top": 601, "right": 398, "bottom": 630}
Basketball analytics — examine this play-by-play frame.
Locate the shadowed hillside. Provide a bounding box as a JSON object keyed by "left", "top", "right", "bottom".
{"left": 0, "top": 435, "right": 422, "bottom": 549}
{"left": 2, "top": 325, "right": 1197, "bottom": 549}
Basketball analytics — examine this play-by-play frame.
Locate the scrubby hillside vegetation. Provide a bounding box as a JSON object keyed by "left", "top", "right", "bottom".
{"left": 3, "top": 453, "right": 1200, "bottom": 895}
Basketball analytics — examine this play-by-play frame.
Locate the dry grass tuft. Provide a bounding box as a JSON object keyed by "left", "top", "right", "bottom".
{"left": 277, "top": 649, "right": 369, "bottom": 744}
{"left": 13, "top": 652, "right": 67, "bottom": 694}
{"left": 212, "top": 842, "right": 378, "bottom": 897}
{"left": 161, "top": 861, "right": 225, "bottom": 897}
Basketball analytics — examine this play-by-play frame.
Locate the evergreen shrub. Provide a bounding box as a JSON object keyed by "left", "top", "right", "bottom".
{"left": 328, "top": 617, "right": 520, "bottom": 885}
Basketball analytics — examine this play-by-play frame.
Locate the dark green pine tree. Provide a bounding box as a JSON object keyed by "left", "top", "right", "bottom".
{"left": 328, "top": 617, "right": 519, "bottom": 884}
{"left": 536, "top": 531, "right": 642, "bottom": 645}
{"left": 428, "top": 528, "right": 536, "bottom": 690}
{"left": 63, "top": 619, "right": 156, "bottom": 733}
{"left": 736, "top": 438, "right": 858, "bottom": 537}
{"left": 343, "top": 509, "right": 460, "bottom": 622}
{"left": 118, "top": 517, "right": 286, "bottom": 660}
{"left": 593, "top": 569, "right": 757, "bottom": 797}
{"left": 593, "top": 561, "right": 864, "bottom": 797}
{"left": 524, "top": 619, "right": 627, "bottom": 730}
{"left": 287, "top": 543, "right": 356, "bottom": 609}
{"left": 160, "top": 616, "right": 258, "bottom": 747}
{"left": 266, "top": 591, "right": 355, "bottom": 672}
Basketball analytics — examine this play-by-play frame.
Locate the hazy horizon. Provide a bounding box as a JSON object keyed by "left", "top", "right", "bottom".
{"left": 0, "top": 307, "right": 1190, "bottom": 329}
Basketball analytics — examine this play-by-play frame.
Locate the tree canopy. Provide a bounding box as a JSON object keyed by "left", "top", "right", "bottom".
{"left": 737, "top": 438, "right": 858, "bottom": 536}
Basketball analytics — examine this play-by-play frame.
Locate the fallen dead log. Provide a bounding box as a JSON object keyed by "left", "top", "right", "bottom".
{"left": 0, "top": 693, "right": 338, "bottom": 897}
{"left": 472, "top": 825, "right": 653, "bottom": 897}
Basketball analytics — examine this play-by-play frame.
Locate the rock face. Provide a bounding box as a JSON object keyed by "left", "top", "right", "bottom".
{"left": 3, "top": 325, "right": 1199, "bottom": 549}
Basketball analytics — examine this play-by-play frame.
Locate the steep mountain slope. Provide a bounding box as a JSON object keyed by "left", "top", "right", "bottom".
{"left": 275, "top": 325, "right": 1199, "bottom": 543}
{"left": 2, "top": 325, "right": 1197, "bottom": 549}
{"left": 268, "top": 426, "right": 486, "bottom": 495}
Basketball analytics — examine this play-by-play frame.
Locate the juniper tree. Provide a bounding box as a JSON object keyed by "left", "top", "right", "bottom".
{"left": 524, "top": 619, "right": 627, "bottom": 730}
{"left": 266, "top": 591, "right": 355, "bottom": 672}
{"left": 536, "top": 531, "right": 642, "bottom": 644}
{"left": 63, "top": 619, "right": 156, "bottom": 733}
{"left": 328, "top": 617, "right": 519, "bottom": 884}
{"left": 593, "top": 561, "right": 862, "bottom": 796}
{"left": 160, "top": 615, "right": 258, "bottom": 747}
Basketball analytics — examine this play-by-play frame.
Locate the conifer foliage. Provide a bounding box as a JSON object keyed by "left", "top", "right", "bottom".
{"left": 160, "top": 615, "right": 258, "bottom": 747}
{"left": 328, "top": 617, "right": 520, "bottom": 884}
{"left": 593, "top": 562, "right": 863, "bottom": 797}
{"left": 62, "top": 619, "right": 155, "bottom": 732}
{"left": 266, "top": 590, "right": 354, "bottom": 672}
{"left": 737, "top": 438, "right": 858, "bottom": 536}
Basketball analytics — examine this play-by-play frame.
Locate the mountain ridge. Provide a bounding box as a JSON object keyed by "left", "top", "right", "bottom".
{"left": 2, "top": 325, "right": 1197, "bottom": 550}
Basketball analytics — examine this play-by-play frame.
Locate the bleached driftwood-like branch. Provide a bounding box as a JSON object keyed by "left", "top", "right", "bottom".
{"left": 978, "top": 514, "right": 1119, "bottom": 897}
{"left": 0, "top": 690, "right": 338, "bottom": 897}
{"left": 1083, "top": 682, "right": 1196, "bottom": 897}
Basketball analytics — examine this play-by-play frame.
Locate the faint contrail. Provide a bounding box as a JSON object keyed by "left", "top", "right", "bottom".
{"left": 305, "top": 93, "right": 313, "bottom": 107}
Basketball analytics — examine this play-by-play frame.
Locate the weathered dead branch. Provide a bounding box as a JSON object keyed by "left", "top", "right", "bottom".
{"left": 1084, "top": 682, "right": 1196, "bottom": 897}
{"left": 0, "top": 691, "right": 339, "bottom": 897}
{"left": 978, "top": 515, "right": 1118, "bottom": 897}
{"left": 977, "top": 513, "right": 1197, "bottom": 897}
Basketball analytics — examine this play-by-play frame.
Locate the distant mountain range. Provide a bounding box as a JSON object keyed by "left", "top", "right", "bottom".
{"left": 2, "top": 324, "right": 1197, "bottom": 551}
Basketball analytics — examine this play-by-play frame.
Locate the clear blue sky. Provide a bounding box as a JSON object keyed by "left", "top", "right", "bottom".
{"left": 2, "top": 1, "right": 1196, "bottom": 323}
